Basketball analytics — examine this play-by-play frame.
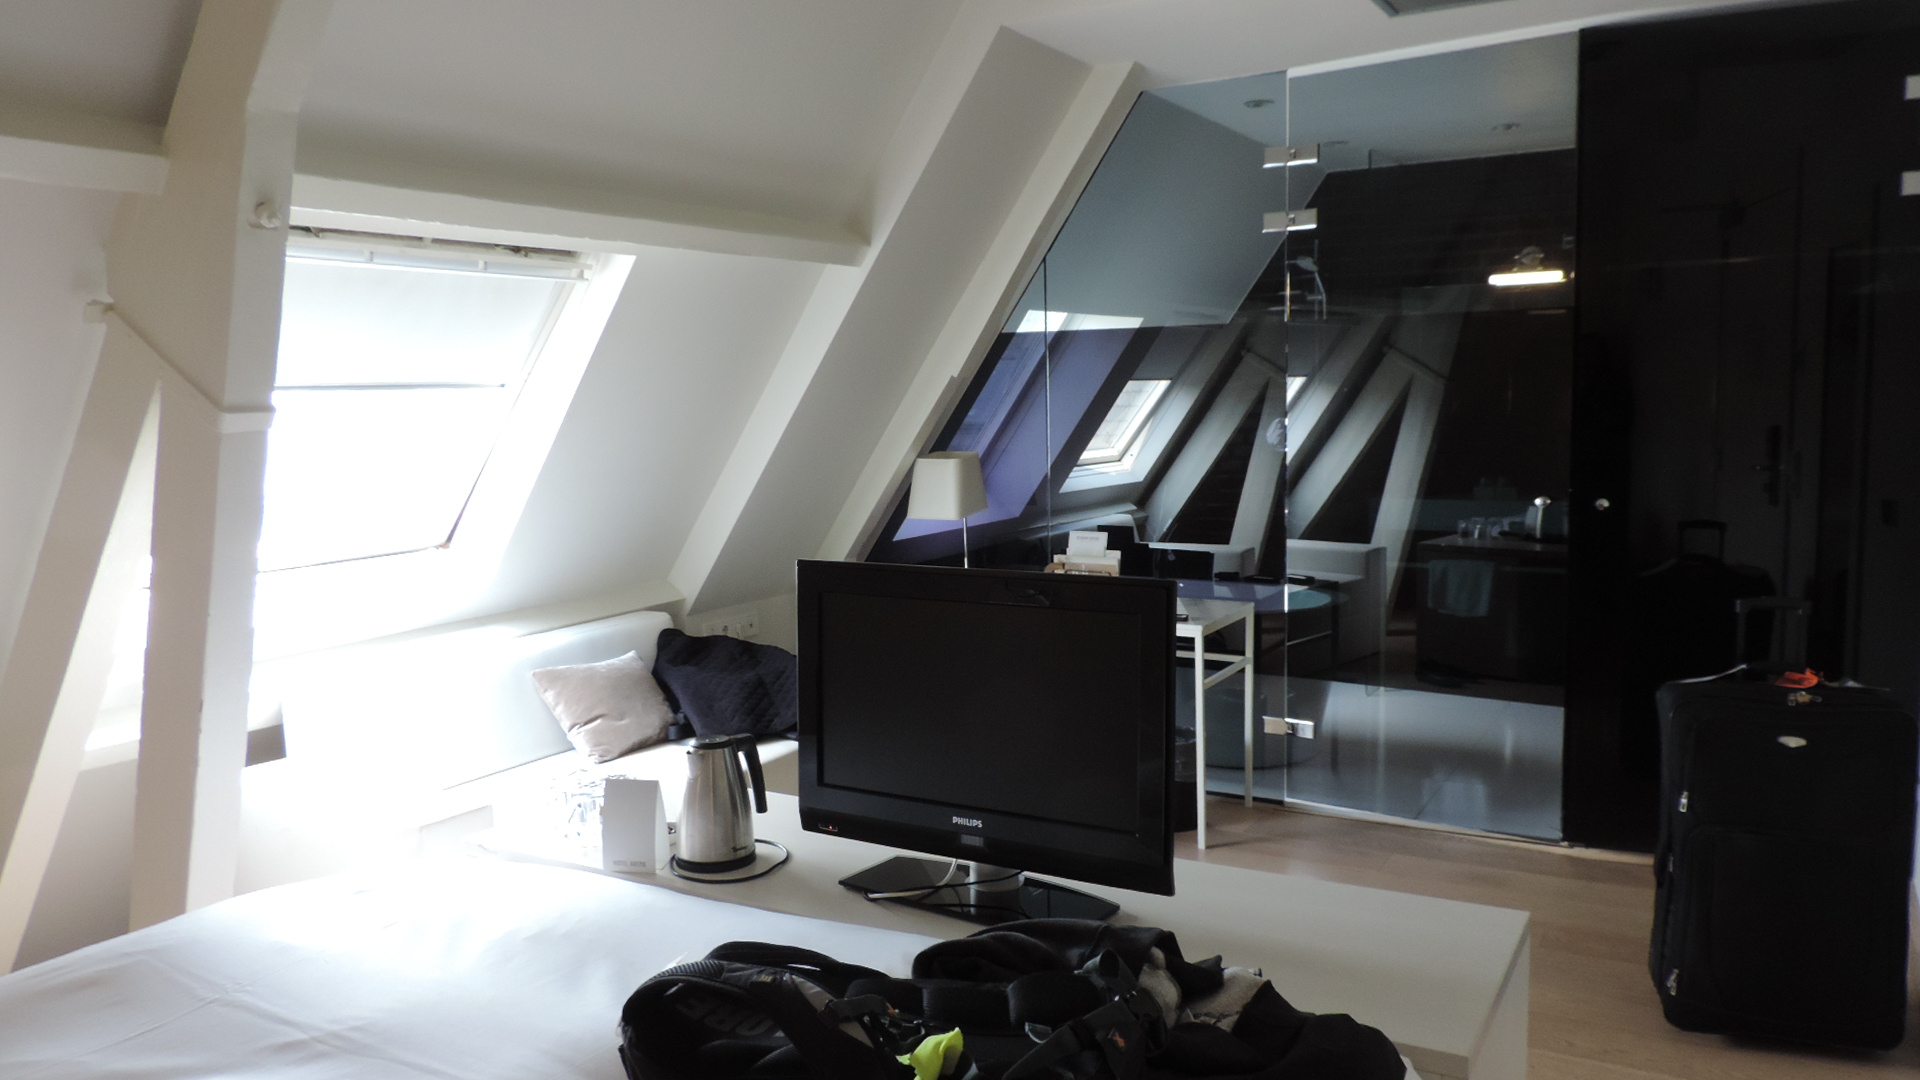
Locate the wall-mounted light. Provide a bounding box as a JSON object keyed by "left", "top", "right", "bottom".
{"left": 1488, "top": 245, "right": 1566, "bottom": 287}
{"left": 1263, "top": 144, "right": 1320, "bottom": 168}
{"left": 1262, "top": 208, "right": 1318, "bottom": 233}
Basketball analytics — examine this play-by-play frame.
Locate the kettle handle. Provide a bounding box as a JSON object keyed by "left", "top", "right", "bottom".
{"left": 736, "top": 736, "right": 767, "bottom": 814}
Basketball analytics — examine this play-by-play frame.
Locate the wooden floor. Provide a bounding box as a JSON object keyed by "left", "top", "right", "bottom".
{"left": 1180, "top": 798, "right": 1920, "bottom": 1080}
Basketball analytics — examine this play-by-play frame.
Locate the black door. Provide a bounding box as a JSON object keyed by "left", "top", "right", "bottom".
{"left": 1569, "top": 0, "right": 1920, "bottom": 848}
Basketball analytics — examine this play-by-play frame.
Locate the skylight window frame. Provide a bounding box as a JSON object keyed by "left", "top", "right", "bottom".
{"left": 259, "top": 232, "right": 592, "bottom": 573}
{"left": 1075, "top": 378, "right": 1172, "bottom": 471}
{"left": 252, "top": 229, "right": 636, "bottom": 658}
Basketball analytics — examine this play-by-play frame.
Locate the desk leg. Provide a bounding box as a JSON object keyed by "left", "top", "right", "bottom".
{"left": 1243, "top": 611, "right": 1255, "bottom": 808}
{"left": 1194, "top": 645, "right": 1206, "bottom": 850}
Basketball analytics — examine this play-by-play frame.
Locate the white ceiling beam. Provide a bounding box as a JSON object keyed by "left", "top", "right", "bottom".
{"left": 0, "top": 105, "right": 166, "bottom": 194}
{"left": 289, "top": 172, "right": 868, "bottom": 267}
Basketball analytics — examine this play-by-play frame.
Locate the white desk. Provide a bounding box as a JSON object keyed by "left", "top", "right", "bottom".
{"left": 1175, "top": 597, "right": 1257, "bottom": 848}
{"left": 480, "top": 792, "right": 1528, "bottom": 1080}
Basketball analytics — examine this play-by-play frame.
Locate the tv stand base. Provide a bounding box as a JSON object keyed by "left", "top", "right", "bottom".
{"left": 837, "top": 855, "right": 1119, "bottom": 925}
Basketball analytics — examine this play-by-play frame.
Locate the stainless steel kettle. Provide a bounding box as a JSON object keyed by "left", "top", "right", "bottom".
{"left": 678, "top": 734, "right": 767, "bottom": 872}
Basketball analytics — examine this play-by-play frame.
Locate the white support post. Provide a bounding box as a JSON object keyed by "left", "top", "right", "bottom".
{"left": 1243, "top": 607, "right": 1255, "bottom": 808}
{"left": 130, "top": 403, "right": 270, "bottom": 924}
{"left": 0, "top": 353, "right": 160, "bottom": 970}
{"left": 100, "top": 0, "right": 333, "bottom": 930}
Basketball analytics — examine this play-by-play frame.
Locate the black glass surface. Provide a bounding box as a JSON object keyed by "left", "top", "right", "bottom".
{"left": 1569, "top": 0, "right": 1920, "bottom": 847}
{"left": 819, "top": 593, "right": 1141, "bottom": 831}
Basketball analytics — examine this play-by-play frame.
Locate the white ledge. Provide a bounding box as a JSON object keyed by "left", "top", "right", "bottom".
{"left": 290, "top": 173, "right": 868, "bottom": 266}
{"left": 0, "top": 105, "right": 167, "bottom": 193}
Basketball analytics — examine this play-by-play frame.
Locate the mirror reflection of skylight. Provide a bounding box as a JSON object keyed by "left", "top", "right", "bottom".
{"left": 1013, "top": 310, "right": 1145, "bottom": 334}
{"left": 1079, "top": 379, "right": 1170, "bottom": 466}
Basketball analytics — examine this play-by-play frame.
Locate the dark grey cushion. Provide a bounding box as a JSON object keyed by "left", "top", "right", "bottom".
{"left": 651, "top": 629, "right": 797, "bottom": 736}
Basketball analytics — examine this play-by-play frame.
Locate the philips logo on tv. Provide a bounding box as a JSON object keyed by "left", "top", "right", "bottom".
{"left": 952, "top": 816, "right": 983, "bottom": 828}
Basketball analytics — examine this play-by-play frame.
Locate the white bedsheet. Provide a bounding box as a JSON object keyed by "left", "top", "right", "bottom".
{"left": 0, "top": 858, "right": 941, "bottom": 1079}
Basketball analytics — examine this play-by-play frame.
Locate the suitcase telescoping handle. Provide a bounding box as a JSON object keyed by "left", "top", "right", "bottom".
{"left": 1676, "top": 519, "right": 1727, "bottom": 561}
{"left": 1734, "top": 597, "right": 1809, "bottom": 671}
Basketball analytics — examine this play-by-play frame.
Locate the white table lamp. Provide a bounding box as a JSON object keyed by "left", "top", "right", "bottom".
{"left": 908, "top": 451, "right": 988, "bottom": 567}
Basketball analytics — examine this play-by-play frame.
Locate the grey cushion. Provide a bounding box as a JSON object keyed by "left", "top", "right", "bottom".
{"left": 530, "top": 651, "right": 674, "bottom": 762}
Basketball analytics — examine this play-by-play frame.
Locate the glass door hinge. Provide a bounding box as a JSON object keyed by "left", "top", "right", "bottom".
{"left": 1263, "top": 716, "right": 1315, "bottom": 739}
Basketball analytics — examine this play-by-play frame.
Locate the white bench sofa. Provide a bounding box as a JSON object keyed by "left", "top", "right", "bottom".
{"left": 240, "top": 610, "right": 796, "bottom": 892}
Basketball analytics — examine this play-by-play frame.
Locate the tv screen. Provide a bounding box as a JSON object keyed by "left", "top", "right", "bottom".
{"left": 797, "top": 560, "right": 1176, "bottom": 904}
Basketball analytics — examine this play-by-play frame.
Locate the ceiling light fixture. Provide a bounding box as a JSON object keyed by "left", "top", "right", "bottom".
{"left": 1263, "top": 143, "right": 1320, "bottom": 168}
{"left": 1489, "top": 246, "right": 1566, "bottom": 287}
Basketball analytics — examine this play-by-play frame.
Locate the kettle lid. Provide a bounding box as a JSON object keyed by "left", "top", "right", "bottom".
{"left": 691, "top": 734, "right": 736, "bottom": 749}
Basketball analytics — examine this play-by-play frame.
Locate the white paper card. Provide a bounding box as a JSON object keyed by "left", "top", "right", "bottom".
{"left": 1067, "top": 529, "right": 1109, "bottom": 557}
{"left": 601, "top": 777, "right": 669, "bottom": 874}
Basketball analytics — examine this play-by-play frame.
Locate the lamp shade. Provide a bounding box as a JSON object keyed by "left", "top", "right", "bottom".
{"left": 906, "top": 452, "right": 988, "bottom": 521}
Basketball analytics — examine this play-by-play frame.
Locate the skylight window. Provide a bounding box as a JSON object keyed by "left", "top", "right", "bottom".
{"left": 257, "top": 232, "right": 587, "bottom": 572}
{"left": 1078, "top": 379, "right": 1170, "bottom": 467}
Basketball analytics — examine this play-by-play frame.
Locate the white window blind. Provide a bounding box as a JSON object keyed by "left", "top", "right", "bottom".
{"left": 257, "top": 235, "right": 583, "bottom": 572}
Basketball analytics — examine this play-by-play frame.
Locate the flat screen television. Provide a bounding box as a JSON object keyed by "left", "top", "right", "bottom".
{"left": 796, "top": 559, "right": 1176, "bottom": 923}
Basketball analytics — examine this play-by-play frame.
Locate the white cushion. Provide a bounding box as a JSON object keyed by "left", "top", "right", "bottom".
{"left": 530, "top": 651, "right": 674, "bottom": 763}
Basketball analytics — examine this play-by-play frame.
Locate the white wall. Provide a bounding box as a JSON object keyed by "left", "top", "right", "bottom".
{"left": 0, "top": 178, "right": 118, "bottom": 693}
{"left": 474, "top": 248, "right": 824, "bottom": 615}
{"left": 14, "top": 757, "right": 133, "bottom": 968}
{"left": 696, "top": 31, "right": 1094, "bottom": 610}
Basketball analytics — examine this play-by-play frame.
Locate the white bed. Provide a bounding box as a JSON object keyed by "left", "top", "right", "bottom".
{"left": 0, "top": 857, "right": 939, "bottom": 1079}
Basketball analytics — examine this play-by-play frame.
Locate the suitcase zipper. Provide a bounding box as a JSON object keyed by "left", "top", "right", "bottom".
{"left": 1678, "top": 791, "right": 1688, "bottom": 813}
{"left": 1666, "top": 968, "right": 1679, "bottom": 996}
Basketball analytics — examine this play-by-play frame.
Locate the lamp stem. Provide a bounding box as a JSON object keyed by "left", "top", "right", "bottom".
{"left": 961, "top": 517, "right": 970, "bottom": 569}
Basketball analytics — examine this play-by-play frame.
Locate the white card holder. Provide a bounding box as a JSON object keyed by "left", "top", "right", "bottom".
{"left": 600, "top": 777, "right": 670, "bottom": 874}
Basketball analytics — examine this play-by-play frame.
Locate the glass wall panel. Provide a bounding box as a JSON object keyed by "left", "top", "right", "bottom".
{"left": 1267, "top": 39, "right": 1575, "bottom": 839}
{"left": 870, "top": 40, "right": 1579, "bottom": 841}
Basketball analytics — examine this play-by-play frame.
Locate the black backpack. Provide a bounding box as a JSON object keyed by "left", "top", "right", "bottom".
{"left": 619, "top": 920, "right": 1405, "bottom": 1080}
{"left": 618, "top": 942, "right": 936, "bottom": 1079}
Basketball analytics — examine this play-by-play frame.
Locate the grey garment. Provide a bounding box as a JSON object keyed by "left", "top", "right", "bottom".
{"left": 1138, "top": 947, "right": 1185, "bottom": 1027}
{"left": 1179, "top": 967, "right": 1267, "bottom": 1030}
{"left": 1429, "top": 557, "right": 1494, "bottom": 618}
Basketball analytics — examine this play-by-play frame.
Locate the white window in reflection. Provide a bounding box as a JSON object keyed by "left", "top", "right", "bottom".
{"left": 1077, "top": 379, "right": 1170, "bottom": 468}
{"left": 258, "top": 234, "right": 585, "bottom": 572}
{"left": 1286, "top": 375, "right": 1307, "bottom": 406}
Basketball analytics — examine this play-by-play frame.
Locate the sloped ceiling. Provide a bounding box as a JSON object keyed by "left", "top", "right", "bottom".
{"left": 298, "top": 0, "right": 964, "bottom": 234}
{"left": 0, "top": 0, "right": 201, "bottom": 125}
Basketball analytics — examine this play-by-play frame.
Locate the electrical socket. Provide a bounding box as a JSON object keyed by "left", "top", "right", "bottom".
{"left": 736, "top": 613, "right": 760, "bottom": 639}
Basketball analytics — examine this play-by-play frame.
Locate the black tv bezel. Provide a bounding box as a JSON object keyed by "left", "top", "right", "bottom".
{"left": 796, "top": 559, "right": 1177, "bottom": 897}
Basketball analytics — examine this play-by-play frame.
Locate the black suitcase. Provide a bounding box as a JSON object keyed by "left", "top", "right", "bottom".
{"left": 1650, "top": 673, "right": 1918, "bottom": 1049}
